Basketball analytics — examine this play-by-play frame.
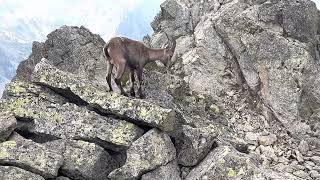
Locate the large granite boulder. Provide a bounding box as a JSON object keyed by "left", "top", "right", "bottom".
{"left": 108, "top": 129, "right": 176, "bottom": 179}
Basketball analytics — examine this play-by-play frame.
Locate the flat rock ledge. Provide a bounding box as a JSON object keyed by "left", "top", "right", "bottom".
{"left": 108, "top": 128, "right": 176, "bottom": 179}
{"left": 32, "top": 59, "right": 180, "bottom": 133}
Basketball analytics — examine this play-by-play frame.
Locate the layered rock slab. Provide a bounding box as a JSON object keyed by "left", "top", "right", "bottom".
{"left": 0, "top": 139, "right": 64, "bottom": 178}
{"left": 108, "top": 129, "right": 176, "bottom": 179}
{"left": 2, "top": 81, "right": 144, "bottom": 151}
{"left": 0, "top": 166, "right": 45, "bottom": 180}
{"left": 32, "top": 59, "right": 179, "bottom": 133}
{"left": 0, "top": 112, "right": 16, "bottom": 142}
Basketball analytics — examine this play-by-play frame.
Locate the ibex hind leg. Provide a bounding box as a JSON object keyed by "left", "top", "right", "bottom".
{"left": 129, "top": 69, "right": 135, "bottom": 97}
{"left": 136, "top": 69, "right": 145, "bottom": 99}
{"left": 106, "top": 61, "right": 114, "bottom": 92}
{"left": 114, "top": 62, "right": 128, "bottom": 97}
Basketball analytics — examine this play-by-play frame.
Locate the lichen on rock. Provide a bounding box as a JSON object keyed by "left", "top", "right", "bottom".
{"left": 32, "top": 59, "right": 180, "bottom": 133}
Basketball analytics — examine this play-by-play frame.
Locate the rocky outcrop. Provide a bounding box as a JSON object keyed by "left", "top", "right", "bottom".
{"left": 1, "top": 0, "right": 320, "bottom": 179}
{"left": 147, "top": 0, "right": 320, "bottom": 179}
{"left": 15, "top": 26, "right": 107, "bottom": 84}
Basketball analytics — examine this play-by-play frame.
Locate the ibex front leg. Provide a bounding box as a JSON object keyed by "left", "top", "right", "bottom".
{"left": 136, "top": 68, "right": 145, "bottom": 99}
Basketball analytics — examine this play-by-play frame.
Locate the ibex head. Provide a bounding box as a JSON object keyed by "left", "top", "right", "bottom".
{"left": 162, "top": 32, "right": 176, "bottom": 67}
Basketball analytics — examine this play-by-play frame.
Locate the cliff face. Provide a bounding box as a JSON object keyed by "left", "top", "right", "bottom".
{"left": 1, "top": 0, "right": 320, "bottom": 180}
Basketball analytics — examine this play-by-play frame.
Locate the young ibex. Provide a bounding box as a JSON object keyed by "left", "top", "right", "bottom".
{"left": 103, "top": 35, "right": 176, "bottom": 98}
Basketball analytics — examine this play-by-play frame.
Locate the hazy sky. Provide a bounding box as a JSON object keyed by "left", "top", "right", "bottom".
{"left": 0, "top": 0, "right": 164, "bottom": 42}
{"left": 0, "top": 0, "right": 319, "bottom": 42}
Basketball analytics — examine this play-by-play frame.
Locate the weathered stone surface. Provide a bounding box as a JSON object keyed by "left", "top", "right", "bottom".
{"left": 0, "top": 138, "right": 64, "bottom": 178}
{"left": 176, "top": 125, "right": 217, "bottom": 166}
{"left": 32, "top": 59, "right": 179, "bottom": 133}
{"left": 2, "top": 81, "right": 144, "bottom": 151}
{"left": 0, "top": 166, "right": 45, "bottom": 180}
{"left": 0, "top": 112, "right": 16, "bottom": 142}
{"left": 59, "top": 140, "right": 118, "bottom": 180}
{"left": 108, "top": 129, "right": 176, "bottom": 179}
{"left": 186, "top": 146, "right": 260, "bottom": 180}
{"left": 141, "top": 160, "right": 181, "bottom": 180}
